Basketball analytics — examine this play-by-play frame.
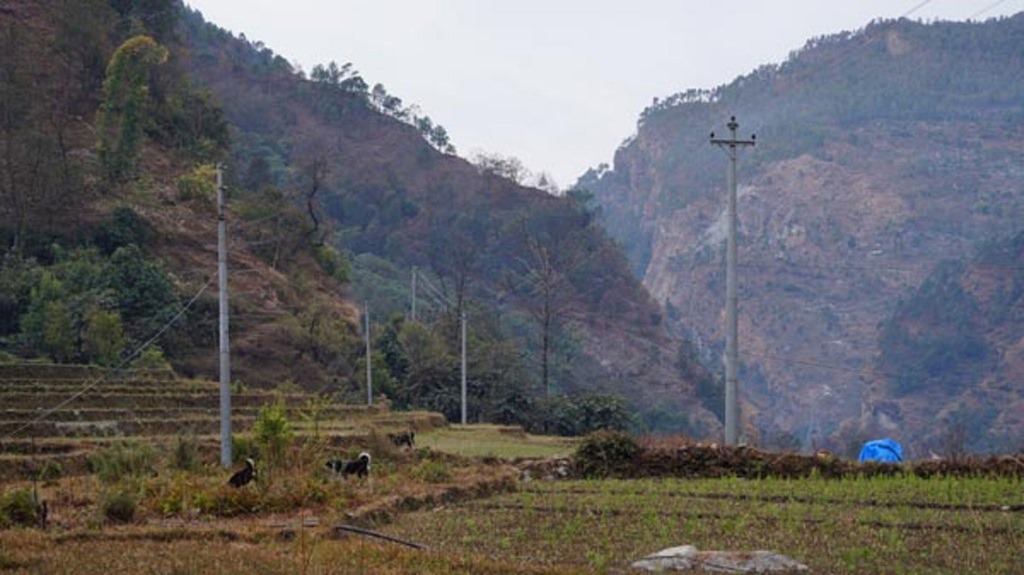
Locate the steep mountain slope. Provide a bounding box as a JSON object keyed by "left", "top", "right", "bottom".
{"left": 0, "top": 0, "right": 722, "bottom": 435}
{"left": 583, "top": 15, "right": 1024, "bottom": 452}
{"left": 865, "top": 234, "right": 1024, "bottom": 454}
{"left": 173, "top": 6, "right": 722, "bottom": 431}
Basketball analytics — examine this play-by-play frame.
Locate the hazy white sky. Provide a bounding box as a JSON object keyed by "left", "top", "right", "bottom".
{"left": 184, "top": 0, "right": 1022, "bottom": 187}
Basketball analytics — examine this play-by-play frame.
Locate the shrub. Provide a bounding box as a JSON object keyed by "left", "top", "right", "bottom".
{"left": 313, "top": 244, "right": 350, "bottom": 282}
{"left": 130, "top": 346, "right": 171, "bottom": 370}
{"left": 171, "top": 433, "right": 200, "bottom": 471}
{"left": 175, "top": 164, "right": 216, "bottom": 205}
{"left": 101, "top": 490, "right": 136, "bottom": 523}
{"left": 537, "top": 394, "right": 634, "bottom": 436}
{"left": 38, "top": 460, "right": 63, "bottom": 483}
{"left": 253, "top": 399, "right": 293, "bottom": 467}
{"left": 231, "top": 434, "right": 260, "bottom": 462}
{"left": 94, "top": 206, "right": 149, "bottom": 254}
{"left": 157, "top": 474, "right": 213, "bottom": 517}
{"left": 575, "top": 430, "right": 640, "bottom": 478}
{"left": 0, "top": 488, "right": 40, "bottom": 528}
{"left": 87, "top": 441, "right": 156, "bottom": 483}
{"left": 214, "top": 485, "right": 262, "bottom": 517}
{"left": 410, "top": 459, "right": 451, "bottom": 483}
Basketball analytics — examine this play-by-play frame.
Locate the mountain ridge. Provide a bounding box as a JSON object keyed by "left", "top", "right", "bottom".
{"left": 584, "top": 13, "right": 1024, "bottom": 453}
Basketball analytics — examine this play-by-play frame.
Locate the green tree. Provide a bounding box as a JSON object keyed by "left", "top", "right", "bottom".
{"left": 83, "top": 308, "right": 125, "bottom": 366}
{"left": 96, "top": 35, "right": 168, "bottom": 183}
{"left": 41, "top": 300, "right": 76, "bottom": 363}
{"left": 540, "top": 394, "right": 633, "bottom": 436}
{"left": 20, "top": 272, "right": 69, "bottom": 360}
{"left": 398, "top": 321, "right": 459, "bottom": 418}
{"left": 104, "top": 244, "right": 177, "bottom": 342}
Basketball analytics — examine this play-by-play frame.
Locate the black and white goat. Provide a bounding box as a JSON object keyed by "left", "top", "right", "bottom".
{"left": 388, "top": 430, "right": 415, "bottom": 449}
{"left": 325, "top": 451, "right": 371, "bottom": 479}
{"left": 228, "top": 458, "right": 256, "bottom": 488}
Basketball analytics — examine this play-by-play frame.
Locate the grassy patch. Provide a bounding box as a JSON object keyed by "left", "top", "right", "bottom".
{"left": 418, "top": 425, "right": 576, "bottom": 459}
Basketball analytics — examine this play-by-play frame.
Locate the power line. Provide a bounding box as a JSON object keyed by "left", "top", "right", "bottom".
{"left": 736, "top": 257, "right": 1024, "bottom": 278}
{"left": 417, "top": 273, "right": 455, "bottom": 309}
{"left": 900, "top": 0, "right": 935, "bottom": 18}
{"left": 969, "top": 0, "right": 1010, "bottom": 19}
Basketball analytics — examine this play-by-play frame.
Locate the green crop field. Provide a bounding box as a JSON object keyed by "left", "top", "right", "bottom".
{"left": 385, "top": 475, "right": 1024, "bottom": 574}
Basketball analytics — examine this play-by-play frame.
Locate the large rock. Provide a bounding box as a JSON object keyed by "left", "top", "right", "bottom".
{"left": 632, "top": 545, "right": 808, "bottom": 573}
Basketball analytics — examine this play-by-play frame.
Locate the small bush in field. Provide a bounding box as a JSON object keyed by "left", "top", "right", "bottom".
{"left": 231, "top": 434, "right": 260, "bottom": 462}
{"left": 157, "top": 474, "right": 214, "bottom": 517}
{"left": 411, "top": 459, "right": 451, "bottom": 483}
{"left": 214, "top": 485, "right": 262, "bottom": 517}
{"left": 38, "top": 460, "right": 63, "bottom": 483}
{"left": 101, "top": 490, "right": 137, "bottom": 523}
{"left": 0, "top": 488, "right": 40, "bottom": 527}
{"left": 171, "top": 434, "right": 200, "bottom": 471}
{"left": 87, "top": 441, "right": 156, "bottom": 483}
{"left": 575, "top": 430, "right": 640, "bottom": 478}
{"left": 253, "top": 399, "right": 293, "bottom": 467}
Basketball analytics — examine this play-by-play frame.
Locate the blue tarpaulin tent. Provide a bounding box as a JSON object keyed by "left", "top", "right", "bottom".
{"left": 858, "top": 438, "right": 903, "bottom": 463}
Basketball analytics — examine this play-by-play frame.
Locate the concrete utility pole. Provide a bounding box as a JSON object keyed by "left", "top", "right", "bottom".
{"left": 217, "top": 164, "right": 232, "bottom": 467}
{"left": 460, "top": 310, "right": 467, "bottom": 424}
{"left": 411, "top": 266, "right": 417, "bottom": 322}
{"left": 365, "top": 301, "right": 372, "bottom": 406}
{"left": 710, "top": 116, "right": 755, "bottom": 446}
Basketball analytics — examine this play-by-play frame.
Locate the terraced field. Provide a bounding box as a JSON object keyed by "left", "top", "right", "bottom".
{"left": 0, "top": 363, "right": 443, "bottom": 481}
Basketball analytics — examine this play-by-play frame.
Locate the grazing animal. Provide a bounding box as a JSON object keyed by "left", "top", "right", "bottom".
{"left": 388, "top": 430, "right": 415, "bottom": 449}
{"left": 228, "top": 458, "right": 256, "bottom": 488}
{"left": 326, "top": 451, "right": 371, "bottom": 479}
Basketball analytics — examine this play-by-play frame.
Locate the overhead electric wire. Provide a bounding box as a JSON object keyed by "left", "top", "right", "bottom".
{"left": 735, "top": 258, "right": 1024, "bottom": 277}
{"left": 969, "top": 0, "right": 1011, "bottom": 19}
{"left": 900, "top": 0, "right": 935, "bottom": 18}
{"left": 416, "top": 273, "right": 455, "bottom": 308}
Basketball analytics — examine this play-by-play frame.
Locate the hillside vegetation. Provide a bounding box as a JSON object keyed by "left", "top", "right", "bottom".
{"left": 583, "top": 14, "right": 1024, "bottom": 453}
{"left": 0, "top": 0, "right": 718, "bottom": 436}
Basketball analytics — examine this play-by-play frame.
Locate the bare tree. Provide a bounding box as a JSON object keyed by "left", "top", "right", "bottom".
{"left": 511, "top": 232, "right": 589, "bottom": 397}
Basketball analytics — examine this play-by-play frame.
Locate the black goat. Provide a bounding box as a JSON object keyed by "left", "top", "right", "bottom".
{"left": 228, "top": 458, "right": 256, "bottom": 488}
{"left": 388, "top": 430, "right": 415, "bottom": 449}
{"left": 325, "top": 451, "right": 371, "bottom": 479}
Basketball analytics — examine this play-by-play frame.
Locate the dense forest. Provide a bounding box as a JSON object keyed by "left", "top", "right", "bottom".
{"left": 0, "top": 0, "right": 719, "bottom": 437}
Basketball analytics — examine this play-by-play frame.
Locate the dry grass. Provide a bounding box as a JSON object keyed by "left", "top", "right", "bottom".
{"left": 0, "top": 530, "right": 595, "bottom": 574}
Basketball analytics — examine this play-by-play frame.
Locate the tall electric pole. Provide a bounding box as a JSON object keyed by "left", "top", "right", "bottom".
{"left": 217, "top": 164, "right": 232, "bottom": 467}
{"left": 364, "top": 301, "right": 372, "bottom": 406}
{"left": 710, "top": 116, "right": 755, "bottom": 446}
{"left": 460, "top": 309, "right": 467, "bottom": 424}
{"left": 410, "top": 266, "right": 417, "bottom": 322}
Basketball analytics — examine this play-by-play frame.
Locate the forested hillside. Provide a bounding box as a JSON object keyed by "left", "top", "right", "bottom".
{"left": 583, "top": 14, "right": 1024, "bottom": 453}
{"left": 0, "top": 0, "right": 719, "bottom": 436}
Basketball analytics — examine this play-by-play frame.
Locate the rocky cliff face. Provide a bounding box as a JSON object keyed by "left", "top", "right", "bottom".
{"left": 584, "top": 15, "right": 1024, "bottom": 453}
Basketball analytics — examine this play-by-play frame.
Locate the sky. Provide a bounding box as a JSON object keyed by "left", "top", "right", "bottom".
{"left": 184, "top": 0, "right": 1023, "bottom": 188}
